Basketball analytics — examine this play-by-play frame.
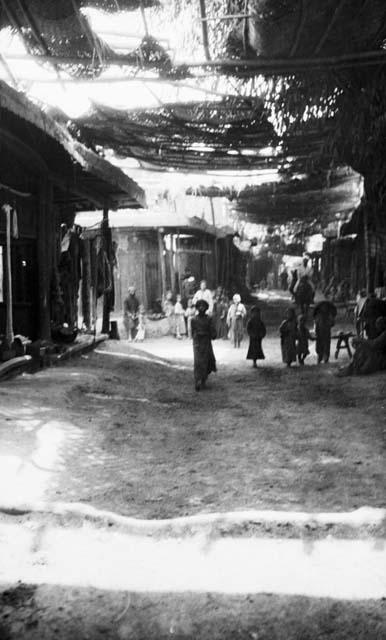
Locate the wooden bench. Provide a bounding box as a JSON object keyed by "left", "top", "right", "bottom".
{"left": 332, "top": 331, "right": 353, "bottom": 359}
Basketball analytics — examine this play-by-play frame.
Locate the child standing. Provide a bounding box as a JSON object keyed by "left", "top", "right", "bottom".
{"left": 246, "top": 306, "right": 266, "bottom": 368}
{"left": 134, "top": 304, "right": 146, "bottom": 342}
{"left": 185, "top": 297, "right": 195, "bottom": 339}
{"left": 279, "top": 307, "right": 298, "bottom": 367}
{"left": 174, "top": 294, "right": 186, "bottom": 339}
{"left": 163, "top": 290, "right": 175, "bottom": 335}
{"left": 296, "top": 314, "right": 313, "bottom": 365}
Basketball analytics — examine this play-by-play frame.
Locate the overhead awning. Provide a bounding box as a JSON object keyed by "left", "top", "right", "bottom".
{"left": 0, "top": 80, "right": 146, "bottom": 210}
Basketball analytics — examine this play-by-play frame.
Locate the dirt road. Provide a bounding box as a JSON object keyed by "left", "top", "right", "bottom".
{"left": 0, "top": 336, "right": 385, "bottom": 638}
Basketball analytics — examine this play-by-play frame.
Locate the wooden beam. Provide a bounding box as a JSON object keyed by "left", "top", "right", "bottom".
{"left": 102, "top": 206, "right": 111, "bottom": 335}
{"left": 157, "top": 229, "right": 167, "bottom": 302}
{"left": 314, "top": 0, "right": 347, "bottom": 55}
{"left": 5, "top": 48, "right": 386, "bottom": 73}
{"left": 37, "top": 179, "right": 51, "bottom": 341}
{"left": 51, "top": 174, "right": 111, "bottom": 210}
{"left": 3, "top": 204, "right": 13, "bottom": 349}
{"left": 209, "top": 197, "right": 219, "bottom": 283}
{"left": 177, "top": 248, "right": 213, "bottom": 255}
{"left": 290, "top": 0, "right": 307, "bottom": 57}
{"left": 198, "top": 0, "right": 211, "bottom": 61}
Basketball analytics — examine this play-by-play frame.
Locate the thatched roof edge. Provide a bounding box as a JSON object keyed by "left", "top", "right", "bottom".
{"left": 0, "top": 80, "right": 146, "bottom": 208}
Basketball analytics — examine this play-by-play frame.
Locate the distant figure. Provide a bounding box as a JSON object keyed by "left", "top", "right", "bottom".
{"left": 295, "top": 257, "right": 314, "bottom": 292}
{"left": 354, "top": 289, "right": 367, "bottom": 337}
{"left": 174, "top": 294, "right": 186, "bottom": 339}
{"left": 134, "top": 305, "right": 146, "bottom": 342}
{"left": 267, "top": 271, "right": 275, "bottom": 290}
{"left": 289, "top": 269, "right": 298, "bottom": 296}
{"left": 163, "top": 290, "right": 174, "bottom": 335}
{"left": 191, "top": 299, "right": 217, "bottom": 391}
{"left": 215, "top": 295, "right": 229, "bottom": 340}
{"left": 181, "top": 268, "right": 196, "bottom": 302}
{"left": 279, "top": 307, "right": 298, "bottom": 367}
{"left": 123, "top": 285, "right": 140, "bottom": 341}
{"left": 294, "top": 275, "right": 314, "bottom": 316}
{"left": 296, "top": 314, "right": 314, "bottom": 366}
{"left": 246, "top": 306, "right": 266, "bottom": 368}
{"left": 185, "top": 297, "right": 195, "bottom": 339}
{"left": 280, "top": 269, "right": 288, "bottom": 291}
{"left": 227, "top": 293, "right": 247, "bottom": 348}
{"left": 192, "top": 280, "right": 214, "bottom": 315}
{"left": 313, "top": 300, "right": 337, "bottom": 364}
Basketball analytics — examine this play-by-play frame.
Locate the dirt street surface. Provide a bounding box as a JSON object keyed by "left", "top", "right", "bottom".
{"left": 0, "top": 333, "right": 385, "bottom": 638}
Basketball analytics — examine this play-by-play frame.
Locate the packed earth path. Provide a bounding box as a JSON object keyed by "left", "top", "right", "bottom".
{"left": 0, "top": 334, "right": 385, "bottom": 516}
{"left": 0, "top": 332, "right": 385, "bottom": 639}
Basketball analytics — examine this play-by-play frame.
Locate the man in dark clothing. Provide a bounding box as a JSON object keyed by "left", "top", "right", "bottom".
{"left": 339, "top": 317, "right": 386, "bottom": 375}
{"left": 313, "top": 300, "right": 337, "bottom": 363}
{"left": 191, "top": 299, "right": 217, "bottom": 391}
{"left": 123, "top": 286, "right": 140, "bottom": 341}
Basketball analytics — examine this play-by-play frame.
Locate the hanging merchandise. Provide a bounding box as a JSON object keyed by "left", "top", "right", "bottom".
{"left": 12, "top": 207, "right": 19, "bottom": 239}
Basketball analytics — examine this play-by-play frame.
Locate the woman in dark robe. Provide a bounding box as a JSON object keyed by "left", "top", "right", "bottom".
{"left": 191, "top": 299, "right": 217, "bottom": 391}
{"left": 313, "top": 300, "right": 337, "bottom": 364}
{"left": 246, "top": 306, "right": 266, "bottom": 368}
{"left": 279, "top": 307, "right": 298, "bottom": 367}
{"left": 215, "top": 295, "right": 229, "bottom": 339}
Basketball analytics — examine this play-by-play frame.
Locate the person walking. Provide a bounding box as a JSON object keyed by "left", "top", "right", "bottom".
{"left": 313, "top": 300, "right": 337, "bottom": 363}
{"left": 279, "top": 307, "right": 298, "bottom": 367}
{"left": 191, "top": 299, "right": 217, "bottom": 391}
{"left": 246, "top": 306, "right": 266, "bottom": 368}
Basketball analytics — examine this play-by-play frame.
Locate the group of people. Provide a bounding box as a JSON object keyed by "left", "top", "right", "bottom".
{"left": 123, "top": 281, "right": 386, "bottom": 389}
{"left": 162, "top": 280, "right": 250, "bottom": 346}
{"left": 279, "top": 300, "right": 337, "bottom": 367}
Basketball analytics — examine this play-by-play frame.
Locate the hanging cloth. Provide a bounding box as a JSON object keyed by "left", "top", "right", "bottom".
{"left": 12, "top": 208, "right": 18, "bottom": 239}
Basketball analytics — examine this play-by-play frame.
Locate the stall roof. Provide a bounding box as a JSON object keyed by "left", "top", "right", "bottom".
{"left": 0, "top": 80, "right": 146, "bottom": 210}
{"left": 76, "top": 209, "right": 231, "bottom": 238}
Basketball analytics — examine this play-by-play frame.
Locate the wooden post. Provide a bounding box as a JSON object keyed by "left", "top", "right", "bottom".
{"left": 177, "top": 228, "right": 183, "bottom": 294}
{"left": 209, "top": 197, "right": 218, "bottom": 285}
{"left": 101, "top": 206, "right": 111, "bottom": 335}
{"left": 168, "top": 234, "right": 175, "bottom": 293}
{"left": 82, "top": 238, "right": 91, "bottom": 329}
{"left": 3, "top": 204, "right": 13, "bottom": 349}
{"left": 199, "top": 0, "right": 211, "bottom": 61}
{"left": 363, "top": 205, "right": 371, "bottom": 295}
{"left": 157, "top": 229, "right": 167, "bottom": 302}
{"left": 37, "top": 179, "right": 51, "bottom": 341}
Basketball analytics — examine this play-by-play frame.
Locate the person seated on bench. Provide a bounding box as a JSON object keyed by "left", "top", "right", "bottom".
{"left": 339, "top": 317, "right": 386, "bottom": 376}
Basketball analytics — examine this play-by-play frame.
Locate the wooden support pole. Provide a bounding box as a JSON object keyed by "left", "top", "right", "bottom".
{"left": 157, "top": 229, "right": 167, "bottom": 302}
{"left": 168, "top": 234, "right": 175, "bottom": 293}
{"left": 37, "top": 179, "right": 51, "bottom": 341}
{"left": 102, "top": 206, "right": 111, "bottom": 335}
{"left": 209, "top": 197, "right": 218, "bottom": 285}
{"left": 198, "top": 0, "right": 211, "bottom": 61}
{"left": 82, "top": 238, "right": 91, "bottom": 329}
{"left": 3, "top": 204, "right": 13, "bottom": 349}
{"left": 363, "top": 205, "right": 371, "bottom": 295}
{"left": 177, "top": 229, "right": 182, "bottom": 294}
{"left": 140, "top": 1, "right": 149, "bottom": 36}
